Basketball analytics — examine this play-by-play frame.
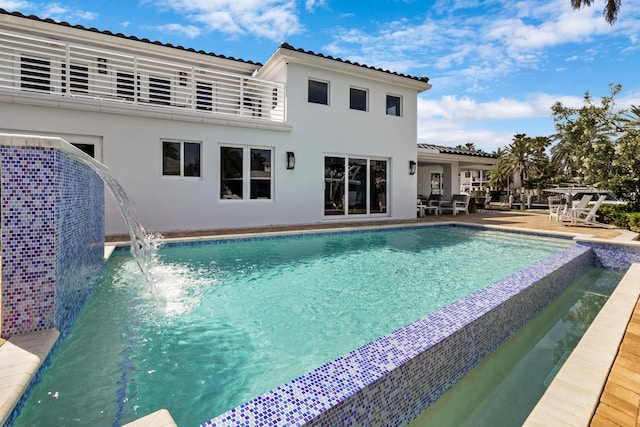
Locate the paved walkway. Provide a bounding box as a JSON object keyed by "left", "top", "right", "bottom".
{"left": 108, "top": 210, "right": 632, "bottom": 242}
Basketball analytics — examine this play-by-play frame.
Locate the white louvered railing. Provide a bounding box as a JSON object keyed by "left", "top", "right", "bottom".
{"left": 0, "top": 29, "right": 286, "bottom": 123}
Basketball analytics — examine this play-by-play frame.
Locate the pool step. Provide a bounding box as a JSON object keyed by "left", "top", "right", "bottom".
{"left": 122, "top": 409, "right": 177, "bottom": 427}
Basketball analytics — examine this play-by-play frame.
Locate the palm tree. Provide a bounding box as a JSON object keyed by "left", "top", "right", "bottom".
{"left": 570, "top": 0, "right": 621, "bottom": 24}
{"left": 488, "top": 159, "right": 510, "bottom": 190}
{"left": 456, "top": 142, "right": 477, "bottom": 151}
{"left": 502, "top": 134, "right": 548, "bottom": 189}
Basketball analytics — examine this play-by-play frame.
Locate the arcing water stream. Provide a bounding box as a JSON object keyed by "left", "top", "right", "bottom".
{"left": 55, "top": 136, "right": 161, "bottom": 280}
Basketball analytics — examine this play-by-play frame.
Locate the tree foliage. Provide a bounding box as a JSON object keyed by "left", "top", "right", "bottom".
{"left": 570, "top": 0, "right": 621, "bottom": 24}
{"left": 490, "top": 134, "right": 550, "bottom": 190}
{"left": 551, "top": 83, "right": 640, "bottom": 210}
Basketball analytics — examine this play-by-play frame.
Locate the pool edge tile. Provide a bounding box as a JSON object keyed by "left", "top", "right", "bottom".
{"left": 0, "top": 328, "right": 59, "bottom": 426}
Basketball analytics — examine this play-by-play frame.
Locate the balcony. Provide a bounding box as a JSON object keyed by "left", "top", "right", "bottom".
{"left": 0, "top": 29, "right": 286, "bottom": 123}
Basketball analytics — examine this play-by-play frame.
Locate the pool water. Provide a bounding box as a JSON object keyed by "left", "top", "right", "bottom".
{"left": 410, "top": 267, "right": 624, "bottom": 426}
{"left": 12, "top": 226, "right": 573, "bottom": 427}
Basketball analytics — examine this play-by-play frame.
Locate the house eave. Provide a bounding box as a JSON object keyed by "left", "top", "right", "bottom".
{"left": 264, "top": 45, "right": 432, "bottom": 93}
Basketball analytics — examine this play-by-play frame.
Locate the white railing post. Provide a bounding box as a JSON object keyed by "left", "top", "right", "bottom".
{"left": 133, "top": 57, "right": 138, "bottom": 104}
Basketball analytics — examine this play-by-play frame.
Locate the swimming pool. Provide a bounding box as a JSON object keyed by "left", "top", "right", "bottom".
{"left": 12, "top": 226, "right": 574, "bottom": 426}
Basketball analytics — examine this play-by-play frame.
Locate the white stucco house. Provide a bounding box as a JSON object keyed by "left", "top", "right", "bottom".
{"left": 0, "top": 9, "right": 441, "bottom": 236}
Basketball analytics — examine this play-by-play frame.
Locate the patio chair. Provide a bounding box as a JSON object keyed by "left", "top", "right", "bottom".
{"left": 573, "top": 194, "right": 593, "bottom": 210}
{"left": 427, "top": 194, "right": 443, "bottom": 214}
{"left": 440, "top": 194, "right": 470, "bottom": 215}
{"left": 548, "top": 196, "right": 563, "bottom": 221}
{"left": 476, "top": 194, "right": 492, "bottom": 213}
{"left": 560, "top": 195, "right": 613, "bottom": 228}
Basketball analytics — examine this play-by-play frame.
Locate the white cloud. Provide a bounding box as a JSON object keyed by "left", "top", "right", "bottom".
{"left": 9, "top": 2, "right": 99, "bottom": 22}
{"left": 323, "top": 0, "right": 629, "bottom": 96}
{"left": 0, "top": 0, "right": 32, "bottom": 10}
{"left": 156, "top": 23, "right": 201, "bottom": 39}
{"left": 305, "top": 0, "right": 326, "bottom": 13}
{"left": 151, "top": 0, "right": 302, "bottom": 41}
{"left": 416, "top": 93, "right": 576, "bottom": 152}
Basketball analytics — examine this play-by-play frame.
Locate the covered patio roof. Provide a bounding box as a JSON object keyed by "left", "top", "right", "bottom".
{"left": 417, "top": 143, "right": 498, "bottom": 169}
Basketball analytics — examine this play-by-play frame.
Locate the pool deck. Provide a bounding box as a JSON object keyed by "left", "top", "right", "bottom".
{"left": 2, "top": 210, "right": 639, "bottom": 426}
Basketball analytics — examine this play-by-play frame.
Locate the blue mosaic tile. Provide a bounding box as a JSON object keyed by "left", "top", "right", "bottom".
{"left": 578, "top": 241, "right": 640, "bottom": 271}
{"left": 1, "top": 145, "right": 105, "bottom": 338}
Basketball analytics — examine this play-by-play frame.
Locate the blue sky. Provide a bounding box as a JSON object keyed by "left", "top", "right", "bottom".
{"left": 2, "top": 0, "right": 639, "bottom": 153}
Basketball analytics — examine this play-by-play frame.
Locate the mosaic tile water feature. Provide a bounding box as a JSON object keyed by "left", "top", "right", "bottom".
{"left": 1, "top": 143, "right": 104, "bottom": 338}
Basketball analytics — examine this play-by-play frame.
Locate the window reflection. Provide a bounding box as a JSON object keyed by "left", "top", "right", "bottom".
{"left": 324, "top": 156, "right": 345, "bottom": 215}
{"left": 370, "top": 160, "right": 387, "bottom": 213}
{"left": 250, "top": 148, "right": 271, "bottom": 199}
{"left": 348, "top": 158, "right": 367, "bottom": 214}
{"left": 221, "top": 146, "right": 243, "bottom": 199}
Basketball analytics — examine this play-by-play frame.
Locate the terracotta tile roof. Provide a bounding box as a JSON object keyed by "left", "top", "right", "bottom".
{"left": 1, "top": 9, "right": 432, "bottom": 85}
{"left": 417, "top": 143, "right": 497, "bottom": 158}
{"left": 0, "top": 8, "right": 261, "bottom": 66}
{"left": 279, "top": 42, "right": 431, "bottom": 84}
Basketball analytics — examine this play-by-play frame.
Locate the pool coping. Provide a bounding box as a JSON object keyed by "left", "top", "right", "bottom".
{"left": 0, "top": 329, "right": 59, "bottom": 426}
{"left": 4, "top": 222, "right": 640, "bottom": 427}
{"left": 524, "top": 262, "right": 640, "bottom": 426}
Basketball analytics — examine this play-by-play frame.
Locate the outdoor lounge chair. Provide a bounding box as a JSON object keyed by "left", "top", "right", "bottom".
{"left": 560, "top": 195, "right": 613, "bottom": 228}
{"left": 549, "top": 194, "right": 592, "bottom": 222}
{"left": 440, "top": 194, "right": 470, "bottom": 215}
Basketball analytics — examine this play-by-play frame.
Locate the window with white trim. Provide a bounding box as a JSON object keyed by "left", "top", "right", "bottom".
{"left": 349, "top": 87, "right": 368, "bottom": 111}
{"left": 162, "top": 140, "right": 201, "bottom": 177}
{"left": 386, "top": 94, "right": 402, "bottom": 116}
{"left": 308, "top": 79, "right": 329, "bottom": 105}
{"left": 221, "top": 146, "right": 273, "bottom": 199}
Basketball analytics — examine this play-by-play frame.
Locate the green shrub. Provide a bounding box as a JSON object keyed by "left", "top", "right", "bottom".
{"left": 598, "top": 204, "right": 630, "bottom": 228}
{"left": 628, "top": 213, "right": 640, "bottom": 233}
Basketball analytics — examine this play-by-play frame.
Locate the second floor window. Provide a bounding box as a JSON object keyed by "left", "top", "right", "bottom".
{"left": 386, "top": 95, "right": 401, "bottom": 116}
{"left": 308, "top": 79, "right": 328, "bottom": 105}
{"left": 350, "top": 87, "right": 367, "bottom": 111}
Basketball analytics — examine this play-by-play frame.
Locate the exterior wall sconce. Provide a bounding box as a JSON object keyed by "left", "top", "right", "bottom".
{"left": 409, "top": 160, "right": 417, "bottom": 175}
{"left": 287, "top": 151, "right": 295, "bottom": 170}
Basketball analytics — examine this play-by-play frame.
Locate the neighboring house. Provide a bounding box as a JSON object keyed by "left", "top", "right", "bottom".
{"left": 416, "top": 144, "right": 498, "bottom": 199}
{"left": 0, "top": 9, "right": 432, "bottom": 235}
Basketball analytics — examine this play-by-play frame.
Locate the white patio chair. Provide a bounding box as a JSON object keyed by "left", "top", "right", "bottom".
{"left": 548, "top": 195, "right": 563, "bottom": 221}
{"left": 560, "top": 195, "right": 613, "bottom": 228}
{"left": 440, "top": 194, "right": 470, "bottom": 215}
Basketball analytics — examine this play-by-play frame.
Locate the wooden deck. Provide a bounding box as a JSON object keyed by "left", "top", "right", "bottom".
{"left": 591, "top": 296, "right": 640, "bottom": 426}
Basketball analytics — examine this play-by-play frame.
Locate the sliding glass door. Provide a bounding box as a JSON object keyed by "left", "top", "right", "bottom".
{"left": 324, "top": 156, "right": 387, "bottom": 216}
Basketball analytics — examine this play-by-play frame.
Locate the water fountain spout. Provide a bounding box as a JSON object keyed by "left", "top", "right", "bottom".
{"left": 2, "top": 133, "right": 160, "bottom": 281}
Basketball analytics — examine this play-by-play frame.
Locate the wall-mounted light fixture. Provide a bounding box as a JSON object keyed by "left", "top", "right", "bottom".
{"left": 287, "top": 151, "right": 295, "bottom": 170}
{"left": 409, "top": 160, "right": 417, "bottom": 175}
